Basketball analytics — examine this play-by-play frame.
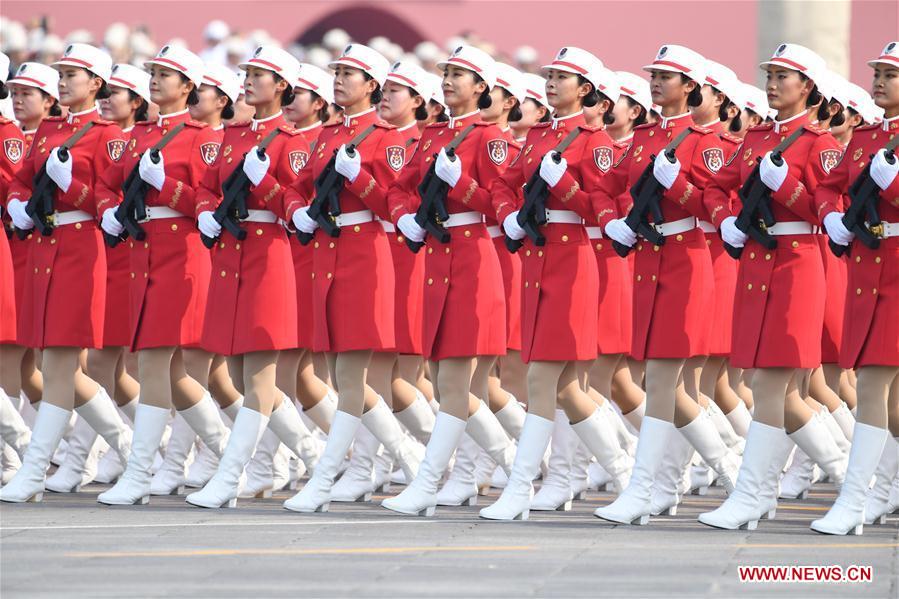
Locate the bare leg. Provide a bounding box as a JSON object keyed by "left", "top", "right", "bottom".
{"left": 296, "top": 350, "right": 333, "bottom": 410}
{"left": 328, "top": 350, "right": 372, "bottom": 418}
{"left": 170, "top": 349, "right": 210, "bottom": 411}
{"left": 20, "top": 348, "right": 43, "bottom": 403}
{"left": 240, "top": 350, "right": 280, "bottom": 416}
{"left": 432, "top": 357, "right": 474, "bottom": 420}
{"left": 751, "top": 368, "right": 796, "bottom": 429}
{"left": 208, "top": 354, "right": 242, "bottom": 410}
{"left": 498, "top": 350, "right": 527, "bottom": 404}
{"left": 113, "top": 352, "right": 140, "bottom": 405}
{"left": 0, "top": 345, "right": 26, "bottom": 397}
{"left": 644, "top": 358, "right": 685, "bottom": 424}
{"left": 41, "top": 348, "right": 81, "bottom": 410}
{"left": 138, "top": 347, "right": 176, "bottom": 409}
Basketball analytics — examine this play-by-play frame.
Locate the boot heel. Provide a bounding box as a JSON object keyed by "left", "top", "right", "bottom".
{"left": 462, "top": 495, "right": 478, "bottom": 507}
{"left": 633, "top": 514, "right": 650, "bottom": 525}
{"left": 137, "top": 495, "right": 150, "bottom": 505}
{"left": 514, "top": 509, "right": 529, "bottom": 521}
{"left": 357, "top": 492, "right": 372, "bottom": 503}
{"left": 691, "top": 485, "right": 709, "bottom": 496}
{"left": 573, "top": 490, "right": 586, "bottom": 501}
{"left": 659, "top": 504, "right": 677, "bottom": 516}
{"left": 874, "top": 513, "right": 886, "bottom": 525}
{"left": 418, "top": 505, "right": 436, "bottom": 517}
{"left": 255, "top": 489, "right": 273, "bottom": 499}
{"left": 761, "top": 508, "right": 776, "bottom": 520}
{"left": 849, "top": 523, "right": 863, "bottom": 535}
{"left": 557, "top": 500, "right": 572, "bottom": 512}
{"left": 174, "top": 486, "right": 185, "bottom": 496}
{"left": 289, "top": 479, "right": 299, "bottom": 491}
{"left": 225, "top": 497, "right": 237, "bottom": 508}
{"left": 72, "top": 484, "right": 82, "bottom": 493}
{"left": 798, "top": 489, "right": 809, "bottom": 500}
{"left": 478, "top": 484, "right": 491, "bottom": 496}
{"left": 739, "top": 519, "right": 758, "bottom": 530}
{"left": 374, "top": 482, "right": 390, "bottom": 493}
{"left": 29, "top": 492, "right": 43, "bottom": 503}
{"left": 316, "top": 502, "right": 329, "bottom": 513}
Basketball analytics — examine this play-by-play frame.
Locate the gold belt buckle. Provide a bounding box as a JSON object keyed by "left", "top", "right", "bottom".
{"left": 47, "top": 212, "right": 58, "bottom": 226}
{"left": 869, "top": 223, "right": 884, "bottom": 238}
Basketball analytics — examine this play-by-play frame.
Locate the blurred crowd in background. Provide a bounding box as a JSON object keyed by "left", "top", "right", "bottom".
{"left": 0, "top": 16, "right": 544, "bottom": 79}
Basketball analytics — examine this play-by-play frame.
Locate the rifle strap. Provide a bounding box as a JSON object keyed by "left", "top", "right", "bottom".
{"left": 769, "top": 126, "right": 808, "bottom": 157}
{"left": 58, "top": 121, "right": 96, "bottom": 151}
{"left": 880, "top": 132, "right": 899, "bottom": 154}
{"left": 442, "top": 124, "right": 477, "bottom": 155}
{"left": 348, "top": 124, "right": 378, "bottom": 148}
{"left": 148, "top": 122, "right": 186, "bottom": 153}
{"left": 661, "top": 127, "right": 693, "bottom": 155}
{"left": 257, "top": 127, "right": 283, "bottom": 153}
{"left": 550, "top": 126, "right": 586, "bottom": 156}
{"left": 405, "top": 136, "right": 418, "bottom": 148}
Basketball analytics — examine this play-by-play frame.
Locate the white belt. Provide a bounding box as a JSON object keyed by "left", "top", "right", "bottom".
{"left": 585, "top": 226, "right": 603, "bottom": 239}
{"left": 51, "top": 210, "right": 93, "bottom": 226}
{"left": 643, "top": 216, "right": 696, "bottom": 237}
{"left": 443, "top": 211, "right": 483, "bottom": 228}
{"left": 869, "top": 221, "right": 899, "bottom": 238}
{"left": 544, "top": 209, "right": 582, "bottom": 225}
{"left": 380, "top": 220, "right": 396, "bottom": 233}
{"left": 698, "top": 220, "right": 716, "bottom": 233}
{"left": 242, "top": 209, "right": 279, "bottom": 224}
{"left": 334, "top": 210, "right": 374, "bottom": 227}
{"left": 486, "top": 225, "right": 502, "bottom": 238}
{"left": 765, "top": 221, "right": 814, "bottom": 236}
{"left": 139, "top": 206, "right": 184, "bottom": 221}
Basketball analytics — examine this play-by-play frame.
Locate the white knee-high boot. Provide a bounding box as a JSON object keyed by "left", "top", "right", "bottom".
{"left": 97, "top": 404, "right": 170, "bottom": 505}
{"left": 0, "top": 403, "right": 71, "bottom": 503}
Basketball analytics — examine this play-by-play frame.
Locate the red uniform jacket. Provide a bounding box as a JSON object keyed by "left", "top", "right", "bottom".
{"left": 196, "top": 112, "right": 307, "bottom": 355}
{"left": 704, "top": 111, "right": 842, "bottom": 368}
{"left": 0, "top": 117, "right": 24, "bottom": 343}
{"left": 96, "top": 111, "right": 220, "bottom": 350}
{"left": 386, "top": 110, "right": 509, "bottom": 360}
{"left": 591, "top": 113, "right": 721, "bottom": 360}
{"left": 816, "top": 119, "right": 899, "bottom": 368}
{"left": 491, "top": 112, "right": 603, "bottom": 362}
{"left": 7, "top": 108, "right": 124, "bottom": 349}
{"left": 283, "top": 108, "right": 400, "bottom": 353}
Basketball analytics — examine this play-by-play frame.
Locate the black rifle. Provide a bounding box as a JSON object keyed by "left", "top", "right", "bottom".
{"left": 405, "top": 124, "right": 476, "bottom": 253}
{"left": 828, "top": 137, "right": 899, "bottom": 257}
{"left": 723, "top": 126, "right": 806, "bottom": 259}
{"left": 613, "top": 128, "right": 692, "bottom": 258}
{"left": 15, "top": 122, "right": 95, "bottom": 239}
{"left": 505, "top": 126, "right": 585, "bottom": 253}
{"left": 106, "top": 123, "right": 185, "bottom": 248}
{"left": 297, "top": 125, "right": 377, "bottom": 246}
{"left": 201, "top": 128, "right": 280, "bottom": 249}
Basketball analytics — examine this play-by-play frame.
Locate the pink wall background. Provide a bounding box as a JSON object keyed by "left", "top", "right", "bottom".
{"left": 3, "top": 0, "right": 896, "bottom": 86}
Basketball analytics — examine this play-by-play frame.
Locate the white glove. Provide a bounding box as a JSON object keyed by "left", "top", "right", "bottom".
{"left": 242, "top": 146, "right": 270, "bottom": 187}
{"left": 138, "top": 151, "right": 166, "bottom": 191}
{"left": 198, "top": 211, "right": 222, "bottom": 238}
{"left": 7, "top": 198, "right": 33, "bottom": 230}
{"left": 604, "top": 217, "right": 637, "bottom": 247}
{"left": 435, "top": 148, "right": 462, "bottom": 187}
{"left": 334, "top": 144, "right": 361, "bottom": 183}
{"left": 823, "top": 212, "right": 853, "bottom": 246}
{"left": 539, "top": 153, "right": 568, "bottom": 188}
{"left": 759, "top": 151, "right": 788, "bottom": 192}
{"left": 292, "top": 206, "right": 318, "bottom": 235}
{"left": 652, "top": 153, "right": 681, "bottom": 189}
{"left": 503, "top": 211, "right": 525, "bottom": 241}
{"left": 721, "top": 215, "right": 748, "bottom": 248}
{"left": 46, "top": 147, "right": 73, "bottom": 192}
{"left": 397, "top": 213, "right": 425, "bottom": 243}
{"left": 101, "top": 207, "right": 124, "bottom": 236}
{"left": 870, "top": 149, "right": 899, "bottom": 191}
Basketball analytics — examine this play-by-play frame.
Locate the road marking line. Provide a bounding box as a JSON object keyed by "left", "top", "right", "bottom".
{"left": 737, "top": 542, "right": 899, "bottom": 549}
{"left": 0, "top": 519, "right": 477, "bottom": 532}
{"left": 66, "top": 545, "right": 537, "bottom": 558}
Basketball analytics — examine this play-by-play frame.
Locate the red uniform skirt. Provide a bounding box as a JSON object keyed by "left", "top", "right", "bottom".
{"left": 839, "top": 238, "right": 899, "bottom": 369}
{"left": 817, "top": 235, "right": 846, "bottom": 364}
{"left": 491, "top": 234, "right": 522, "bottom": 351}
{"left": 592, "top": 236, "right": 632, "bottom": 356}
{"left": 386, "top": 229, "right": 424, "bottom": 355}
{"left": 129, "top": 218, "right": 210, "bottom": 351}
{"left": 422, "top": 223, "right": 505, "bottom": 361}
{"left": 20, "top": 223, "right": 106, "bottom": 349}
{"left": 705, "top": 233, "right": 738, "bottom": 357}
{"left": 202, "top": 222, "right": 297, "bottom": 356}
{"left": 102, "top": 243, "right": 131, "bottom": 348}
{"left": 310, "top": 221, "right": 394, "bottom": 353}
{"left": 290, "top": 238, "right": 314, "bottom": 350}
{"left": 519, "top": 224, "right": 598, "bottom": 363}
{"left": 0, "top": 232, "right": 16, "bottom": 344}
{"left": 731, "top": 234, "right": 825, "bottom": 369}
{"left": 10, "top": 233, "right": 31, "bottom": 345}
{"left": 630, "top": 228, "right": 713, "bottom": 361}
